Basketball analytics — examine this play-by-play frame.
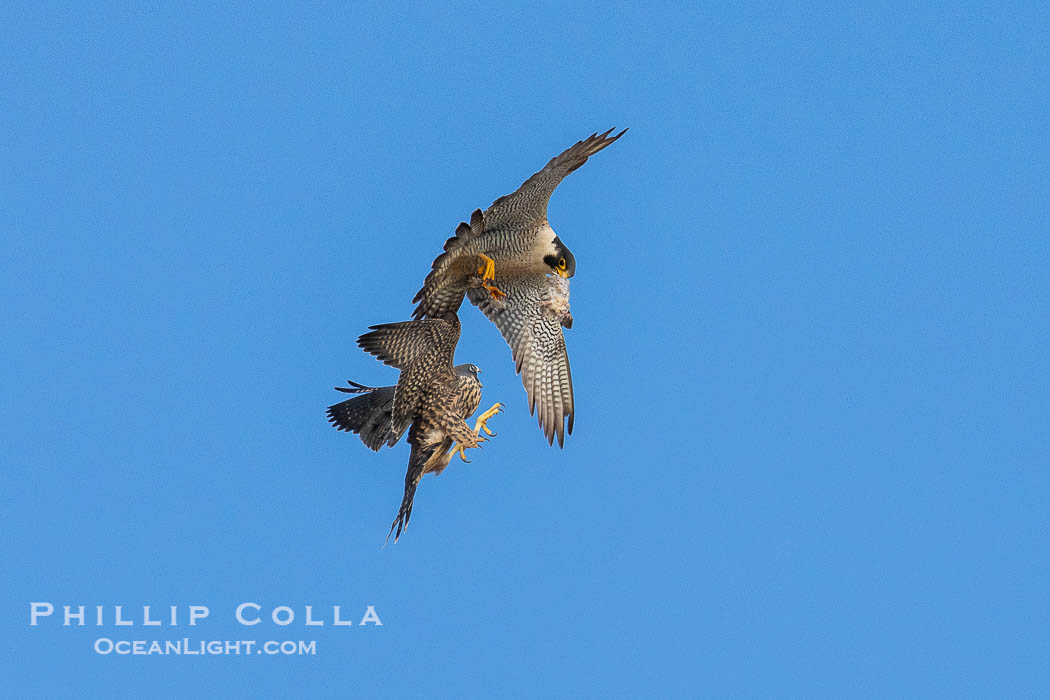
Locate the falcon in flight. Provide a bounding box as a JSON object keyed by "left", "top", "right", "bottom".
{"left": 411, "top": 128, "right": 626, "bottom": 447}
{"left": 326, "top": 363, "right": 486, "bottom": 454}
{"left": 354, "top": 315, "right": 502, "bottom": 542}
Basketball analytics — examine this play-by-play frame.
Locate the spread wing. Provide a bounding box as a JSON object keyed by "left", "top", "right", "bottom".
{"left": 412, "top": 129, "right": 626, "bottom": 321}
{"left": 483, "top": 127, "right": 627, "bottom": 230}
{"left": 411, "top": 210, "right": 485, "bottom": 321}
{"left": 357, "top": 319, "right": 457, "bottom": 370}
{"left": 358, "top": 317, "right": 461, "bottom": 438}
{"left": 326, "top": 381, "right": 402, "bottom": 451}
{"left": 467, "top": 274, "right": 574, "bottom": 447}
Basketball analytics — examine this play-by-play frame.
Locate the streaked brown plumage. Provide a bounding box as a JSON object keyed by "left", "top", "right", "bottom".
{"left": 326, "top": 363, "right": 485, "bottom": 454}
{"left": 355, "top": 316, "right": 500, "bottom": 542}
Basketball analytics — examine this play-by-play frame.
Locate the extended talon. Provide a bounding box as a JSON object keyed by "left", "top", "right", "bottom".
{"left": 454, "top": 443, "right": 471, "bottom": 463}
{"left": 484, "top": 284, "right": 507, "bottom": 300}
{"left": 476, "top": 253, "right": 496, "bottom": 282}
{"left": 476, "top": 253, "right": 507, "bottom": 300}
{"left": 473, "top": 402, "right": 504, "bottom": 437}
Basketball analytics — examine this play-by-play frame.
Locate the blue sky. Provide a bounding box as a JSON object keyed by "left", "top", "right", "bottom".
{"left": 3, "top": 2, "right": 1047, "bottom": 697}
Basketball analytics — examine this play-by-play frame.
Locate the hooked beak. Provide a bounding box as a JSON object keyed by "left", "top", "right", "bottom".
{"left": 556, "top": 268, "right": 570, "bottom": 279}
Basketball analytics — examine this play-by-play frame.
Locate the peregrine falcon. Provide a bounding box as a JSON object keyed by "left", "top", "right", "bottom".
{"left": 355, "top": 315, "right": 502, "bottom": 542}
{"left": 410, "top": 128, "right": 626, "bottom": 447}
{"left": 325, "top": 363, "right": 486, "bottom": 453}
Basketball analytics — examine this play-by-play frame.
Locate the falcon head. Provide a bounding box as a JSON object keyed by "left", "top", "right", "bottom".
{"left": 454, "top": 363, "right": 482, "bottom": 386}
{"left": 542, "top": 236, "right": 576, "bottom": 279}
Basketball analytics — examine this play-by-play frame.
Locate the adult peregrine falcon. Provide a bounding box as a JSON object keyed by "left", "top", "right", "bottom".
{"left": 355, "top": 316, "right": 502, "bottom": 542}
{"left": 410, "top": 128, "right": 626, "bottom": 447}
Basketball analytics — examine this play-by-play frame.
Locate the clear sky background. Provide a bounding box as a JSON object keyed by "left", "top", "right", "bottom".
{"left": 3, "top": 2, "right": 1047, "bottom": 697}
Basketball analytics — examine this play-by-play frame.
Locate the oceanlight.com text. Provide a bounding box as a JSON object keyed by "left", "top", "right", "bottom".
{"left": 94, "top": 638, "right": 317, "bottom": 656}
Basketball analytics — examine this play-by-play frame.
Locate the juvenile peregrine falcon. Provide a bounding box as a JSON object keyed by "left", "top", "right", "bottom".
{"left": 411, "top": 128, "right": 626, "bottom": 447}
{"left": 355, "top": 316, "right": 502, "bottom": 542}
{"left": 326, "top": 363, "right": 485, "bottom": 453}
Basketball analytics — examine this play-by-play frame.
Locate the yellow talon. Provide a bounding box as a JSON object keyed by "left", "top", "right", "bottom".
{"left": 473, "top": 402, "right": 504, "bottom": 437}
{"left": 476, "top": 254, "right": 506, "bottom": 300}
{"left": 452, "top": 435, "right": 485, "bottom": 463}
{"left": 449, "top": 403, "right": 503, "bottom": 464}
{"left": 476, "top": 253, "right": 496, "bottom": 281}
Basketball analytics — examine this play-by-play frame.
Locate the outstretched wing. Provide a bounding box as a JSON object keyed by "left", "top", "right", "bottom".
{"left": 467, "top": 274, "right": 574, "bottom": 447}
{"left": 357, "top": 319, "right": 457, "bottom": 370}
{"left": 412, "top": 129, "right": 626, "bottom": 321}
{"left": 326, "top": 382, "right": 402, "bottom": 451}
{"left": 358, "top": 317, "right": 461, "bottom": 439}
{"left": 483, "top": 128, "right": 627, "bottom": 230}
{"left": 411, "top": 210, "right": 485, "bottom": 320}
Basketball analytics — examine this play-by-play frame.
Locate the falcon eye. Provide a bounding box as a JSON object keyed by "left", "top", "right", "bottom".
{"left": 557, "top": 258, "right": 567, "bottom": 270}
